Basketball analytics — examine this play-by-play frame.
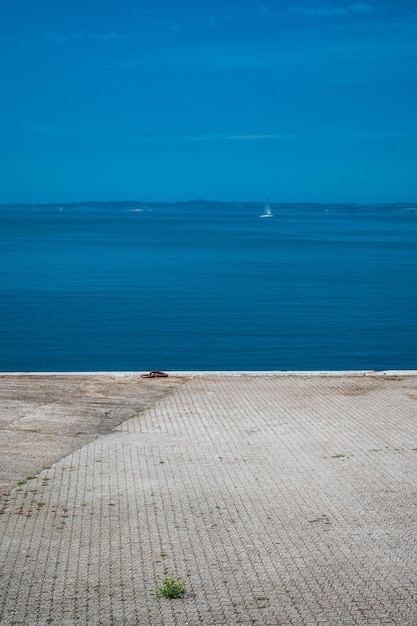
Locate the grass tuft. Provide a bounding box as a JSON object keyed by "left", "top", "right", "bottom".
{"left": 155, "top": 574, "right": 186, "bottom": 599}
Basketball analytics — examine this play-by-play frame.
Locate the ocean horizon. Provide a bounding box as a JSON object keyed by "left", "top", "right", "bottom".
{"left": 1, "top": 201, "right": 416, "bottom": 372}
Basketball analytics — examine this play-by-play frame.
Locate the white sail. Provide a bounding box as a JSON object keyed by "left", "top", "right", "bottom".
{"left": 260, "top": 198, "right": 273, "bottom": 218}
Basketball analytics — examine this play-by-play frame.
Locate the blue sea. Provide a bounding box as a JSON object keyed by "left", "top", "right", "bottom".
{"left": 1, "top": 201, "right": 416, "bottom": 372}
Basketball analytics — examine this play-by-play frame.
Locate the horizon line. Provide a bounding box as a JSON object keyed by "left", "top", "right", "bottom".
{"left": 1, "top": 199, "right": 417, "bottom": 207}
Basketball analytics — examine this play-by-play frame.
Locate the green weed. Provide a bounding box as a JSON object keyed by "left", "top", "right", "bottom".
{"left": 155, "top": 574, "right": 186, "bottom": 599}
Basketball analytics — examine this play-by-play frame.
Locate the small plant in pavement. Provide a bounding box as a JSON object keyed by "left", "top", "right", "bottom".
{"left": 155, "top": 574, "right": 186, "bottom": 598}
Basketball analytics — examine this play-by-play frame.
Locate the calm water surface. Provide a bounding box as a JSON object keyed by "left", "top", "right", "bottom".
{"left": 1, "top": 203, "right": 416, "bottom": 371}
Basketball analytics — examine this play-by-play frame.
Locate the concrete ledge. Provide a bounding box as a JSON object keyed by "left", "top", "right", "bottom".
{"left": 2, "top": 369, "right": 417, "bottom": 377}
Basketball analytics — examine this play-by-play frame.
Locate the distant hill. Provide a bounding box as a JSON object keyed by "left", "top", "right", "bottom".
{"left": 1, "top": 200, "right": 416, "bottom": 211}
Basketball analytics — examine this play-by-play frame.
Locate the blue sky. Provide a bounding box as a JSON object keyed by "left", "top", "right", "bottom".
{"left": 1, "top": 0, "right": 416, "bottom": 202}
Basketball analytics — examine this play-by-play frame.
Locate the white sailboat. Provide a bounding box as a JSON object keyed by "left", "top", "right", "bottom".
{"left": 259, "top": 198, "right": 273, "bottom": 218}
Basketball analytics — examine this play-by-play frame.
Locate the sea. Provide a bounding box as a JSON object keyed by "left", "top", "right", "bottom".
{"left": 1, "top": 201, "right": 416, "bottom": 372}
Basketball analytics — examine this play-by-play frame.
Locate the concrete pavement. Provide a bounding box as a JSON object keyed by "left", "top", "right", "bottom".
{"left": 0, "top": 374, "right": 188, "bottom": 497}
{"left": 1, "top": 373, "right": 417, "bottom": 625}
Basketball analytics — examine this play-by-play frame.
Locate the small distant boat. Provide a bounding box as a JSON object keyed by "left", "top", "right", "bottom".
{"left": 259, "top": 198, "right": 273, "bottom": 218}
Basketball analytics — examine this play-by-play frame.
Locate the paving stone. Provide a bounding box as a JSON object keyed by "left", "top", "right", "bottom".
{"left": 0, "top": 374, "right": 417, "bottom": 624}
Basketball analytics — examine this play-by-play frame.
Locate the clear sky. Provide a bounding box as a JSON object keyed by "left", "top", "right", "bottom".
{"left": 1, "top": 0, "right": 416, "bottom": 203}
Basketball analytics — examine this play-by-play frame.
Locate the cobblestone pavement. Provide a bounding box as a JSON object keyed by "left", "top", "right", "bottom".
{"left": 0, "top": 374, "right": 187, "bottom": 496}
{"left": 1, "top": 374, "right": 417, "bottom": 625}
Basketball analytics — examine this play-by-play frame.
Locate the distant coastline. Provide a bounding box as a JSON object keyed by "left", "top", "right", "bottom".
{"left": 1, "top": 200, "right": 417, "bottom": 211}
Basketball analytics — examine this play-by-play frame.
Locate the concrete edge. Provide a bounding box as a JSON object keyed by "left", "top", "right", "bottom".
{"left": 1, "top": 370, "right": 417, "bottom": 377}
